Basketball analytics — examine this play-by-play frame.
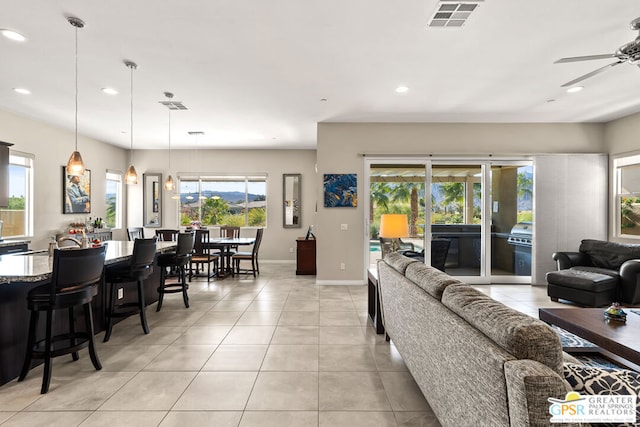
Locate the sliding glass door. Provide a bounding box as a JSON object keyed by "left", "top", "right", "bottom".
{"left": 365, "top": 158, "right": 533, "bottom": 284}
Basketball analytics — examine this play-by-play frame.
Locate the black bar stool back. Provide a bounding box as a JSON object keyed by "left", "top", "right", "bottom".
{"left": 156, "top": 231, "right": 195, "bottom": 312}
{"left": 103, "top": 238, "right": 156, "bottom": 342}
{"left": 19, "top": 246, "right": 107, "bottom": 394}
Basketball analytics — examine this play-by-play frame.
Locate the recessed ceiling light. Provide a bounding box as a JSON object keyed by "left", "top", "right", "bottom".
{"left": 13, "top": 87, "right": 30, "bottom": 95}
{"left": 1, "top": 29, "right": 26, "bottom": 42}
{"left": 566, "top": 86, "right": 583, "bottom": 94}
{"left": 395, "top": 86, "right": 409, "bottom": 93}
{"left": 101, "top": 87, "right": 118, "bottom": 95}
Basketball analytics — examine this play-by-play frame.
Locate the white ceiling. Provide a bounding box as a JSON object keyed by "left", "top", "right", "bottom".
{"left": 2, "top": 0, "right": 640, "bottom": 150}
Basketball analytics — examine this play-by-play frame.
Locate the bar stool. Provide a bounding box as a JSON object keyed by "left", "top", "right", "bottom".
{"left": 103, "top": 238, "right": 156, "bottom": 342}
{"left": 156, "top": 232, "right": 195, "bottom": 312}
{"left": 18, "top": 246, "right": 107, "bottom": 394}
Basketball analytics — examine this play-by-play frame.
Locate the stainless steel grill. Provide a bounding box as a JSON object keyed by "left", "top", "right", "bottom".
{"left": 507, "top": 222, "right": 532, "bottom": 247}
{"left": 507, "top": 222, "right": 532, "bottom": 275}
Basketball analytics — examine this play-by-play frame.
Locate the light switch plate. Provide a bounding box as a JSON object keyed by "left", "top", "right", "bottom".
{"left": 340, "top": 224, "right": 348, "bottom": 231}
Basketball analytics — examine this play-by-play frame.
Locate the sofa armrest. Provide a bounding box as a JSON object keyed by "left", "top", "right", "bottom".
{"left": 619, "top": 259, "right": 640, "bottom": 304}
{"left": 504, "top": 359, "right": 579, "bottom": 427}
{"left": 552, "top": 251, "right": 590, "bottom": 270}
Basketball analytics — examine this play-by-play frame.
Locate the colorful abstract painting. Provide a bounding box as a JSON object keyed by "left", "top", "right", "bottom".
{"left": 324, "top": 174, "right": 357, "bottom": 207}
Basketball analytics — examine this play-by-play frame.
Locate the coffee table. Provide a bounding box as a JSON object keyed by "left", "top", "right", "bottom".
{"left": 539, "top": 308, "right": 640, "bottom": 367}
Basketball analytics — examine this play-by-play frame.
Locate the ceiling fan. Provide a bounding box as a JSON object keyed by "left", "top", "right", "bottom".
{"left": 555, "top": 17, "right": 640, "bottom": 87}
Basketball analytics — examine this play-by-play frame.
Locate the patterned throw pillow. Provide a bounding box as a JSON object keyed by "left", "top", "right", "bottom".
{"left": 563, "top": 363, "right": 640, "bottom": 427}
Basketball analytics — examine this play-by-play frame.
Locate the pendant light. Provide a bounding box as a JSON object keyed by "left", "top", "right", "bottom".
{"left": 163, "top": 92, "right": 175, "bottom": 191}
{"left": 65, "top": 17, "right": 86, "bottom": 176}
{"left": 124, "top": 60, "right": 138, "bottom": 185}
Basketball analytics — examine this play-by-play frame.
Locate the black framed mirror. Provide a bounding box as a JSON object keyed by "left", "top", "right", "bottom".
{"left": 283, "top": 173, "right": 301, "bottom": 228}
{"left": 143, "top": 173, "right": 162, "bottom": 227}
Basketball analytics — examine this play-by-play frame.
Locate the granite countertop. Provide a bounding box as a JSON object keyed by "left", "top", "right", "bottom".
{"left": 0, "top": 239, "right": 31, "bottom": 248}
{"left": 0, "top": 240, "right": 176, "bottom": 284}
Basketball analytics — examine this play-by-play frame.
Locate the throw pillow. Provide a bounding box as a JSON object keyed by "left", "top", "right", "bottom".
{"left": 563, "top": 363, "right": 640, "bottom": 427}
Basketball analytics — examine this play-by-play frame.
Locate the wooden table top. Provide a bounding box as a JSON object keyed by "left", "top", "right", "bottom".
{"left": 539, "top": 307, "right": 640, "bottom": 366}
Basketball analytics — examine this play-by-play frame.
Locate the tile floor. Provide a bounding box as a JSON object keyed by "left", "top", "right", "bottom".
{"left": 0, "top": 262, "right": 566, "bottom": 427}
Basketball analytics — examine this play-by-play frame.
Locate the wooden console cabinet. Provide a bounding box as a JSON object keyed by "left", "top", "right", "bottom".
{"left": 296, "top": 238, "right": 316, "bottom": 275}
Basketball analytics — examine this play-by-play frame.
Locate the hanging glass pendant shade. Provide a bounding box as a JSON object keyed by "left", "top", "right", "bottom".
{"left": 125, "top": 164, "right": 138, "bottom": 185}
{"left": 65, "top": 17, "right": 86, "bottom": 176}
{"left": 164, "top": 174, "right": 174, "bottom": 191}
{"left": 66, "top": 150, "right": 85, "bottom": 176}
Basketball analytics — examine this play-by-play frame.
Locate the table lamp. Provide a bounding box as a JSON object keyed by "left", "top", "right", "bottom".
{"left": 379, "top": 214, "right": 409, "bottom": 252}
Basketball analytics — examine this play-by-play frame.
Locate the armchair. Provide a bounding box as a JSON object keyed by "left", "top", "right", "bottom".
{"left": 547, "top": 239, "right": 640, "bottom": 306}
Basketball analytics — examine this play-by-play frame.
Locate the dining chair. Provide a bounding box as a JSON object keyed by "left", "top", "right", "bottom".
{"left": 155, "top": 229, "right": 179, "bottom": 242}
{"left": 189, "top": 229, "right": 219, "bottom": 282}
{"left": 232, "top": 228, "right": 263, "bottom": 277}
{"left": 18, "top": 246, "right": 107, "bottom": 394}
{"left": 156, "top": 232, "right": 195, "bottom": 311}
{"left": 127, "top": 227, "right": 144, "bottom": 241}
{"left": 103, "top": 238, "right": 157, "bottom": 342}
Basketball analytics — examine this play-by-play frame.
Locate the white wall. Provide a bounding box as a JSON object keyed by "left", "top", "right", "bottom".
{"left": 316, "top": 122, "right": 607, "bottom": 283}
{"left": 0, "top": 109, "right": 129, "bottom": 249}
{"left": 126, "top": 148, "right": 317, "bottom": 261}
{"left": 533, "top": 154, "right": 608, "bottom": 284}
{"left": 604, "top": 111, "right": 640, "bottom": 156}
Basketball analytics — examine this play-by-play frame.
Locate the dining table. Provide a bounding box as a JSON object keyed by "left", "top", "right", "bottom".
{"left": 205, "top": 237, "right": 256, "bottom": 278}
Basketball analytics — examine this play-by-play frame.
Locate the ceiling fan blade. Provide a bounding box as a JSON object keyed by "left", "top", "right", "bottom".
{"left": 560, "top": 61, "right": 624, "bottom": 87}
{"left": 555, "top": 54, "right": 617, "bottom": 63}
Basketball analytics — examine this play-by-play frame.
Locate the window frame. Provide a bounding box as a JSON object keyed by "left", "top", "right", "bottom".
{"left": 177, "top": 174, "right": 267, "bottom": 227}
{"left": 105, "top": 170, "right": 123, "bottom": 229}
{"left": 613, "top": 153, "right": 640, "bottom": 239}
{"left": 0, "top": 151, "right": 34, "bottom": 238}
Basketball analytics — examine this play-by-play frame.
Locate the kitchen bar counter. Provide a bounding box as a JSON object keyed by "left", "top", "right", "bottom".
{"left": 0, "top": 240, "right": 176, "bottom": 285}
{"left": 0, "top": 240, "right": 176, "bottom": 386}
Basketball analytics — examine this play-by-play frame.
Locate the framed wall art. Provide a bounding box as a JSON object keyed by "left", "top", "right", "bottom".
{"left": 63, "top": 167, "right": 91, "bottom": 214}
{"left": 324, "top": 173, "right": 357, "bottom": 207}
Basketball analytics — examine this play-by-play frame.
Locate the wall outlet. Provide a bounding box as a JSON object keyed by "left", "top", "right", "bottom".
{"left": 289, "top": 247, "right": 294, "bottom": 253}
{"left": 340, "top": 262, "right": 345, "bottom": 270}
{"left": 118, "top": 288, "right": 124, "bottom": 300}
{"left": 340, "top": 224, "right": 348, "bottom": 231}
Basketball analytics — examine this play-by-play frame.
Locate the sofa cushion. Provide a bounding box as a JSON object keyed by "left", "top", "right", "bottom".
{"left": 442, "top": 284, "right": 563, "bottom": 374}
{"left": 579, "top": 239, "right": 640, "bottom": 270}
{"left": 383, "top": 252, "right": 419, "bottom": 275}
{"left": 571, "top": 265, "right": 620, "bottom": 279}
{"left": 546, "top": 269, "right": 618, "bottom": 292}
{"left": 405, "top": 262, "right": 462, "bottom": 300}
{"left": 563, "top": 363, "right": 640, "bottom": 426}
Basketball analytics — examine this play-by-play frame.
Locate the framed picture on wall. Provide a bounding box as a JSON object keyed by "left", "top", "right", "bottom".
{"left": 323, "top": 173, "right": 357, "bottom": 207}
{"left": 63, "top": 167, "right": 91, "bottom": 214}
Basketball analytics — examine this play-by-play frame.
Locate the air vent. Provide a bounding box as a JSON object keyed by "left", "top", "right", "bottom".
{"left": 427, "top": 0, "right": 484, "bottom": 28}
{"left": 159, "top": 101, "right": 188, "bottom": 110}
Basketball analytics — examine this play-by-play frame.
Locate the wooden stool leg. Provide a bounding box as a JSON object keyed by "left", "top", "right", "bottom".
{"left": 137, "top": 280, "right": 150, "bottom": 334}
{"left": 18, "top": 310, "right": 38, "bottom": 382}
{"left": 69, "top": 307, "right": 79, "bottom": 361}
{"left": 84, "top": 302, "right": 102, "bottom": 370}
{"left": 181, "top": 266, "right": 189, "bottom": 308}
{"left": 41, "top": 309, "right": 54, "bottom": 394}
{"left": 103, "top": 281, "right": 117, "bottom": 342}
{"left": 157, "top": 267, "right": 166, "bottom": 312}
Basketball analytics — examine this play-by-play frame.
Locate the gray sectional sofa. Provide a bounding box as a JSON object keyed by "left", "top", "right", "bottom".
{"left": 377, "top": 252, "right": 573, "bottom": 427}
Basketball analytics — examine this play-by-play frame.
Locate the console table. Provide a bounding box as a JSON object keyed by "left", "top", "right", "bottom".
{"left": 296, "top": 238, "right": 316, "bottom": 275}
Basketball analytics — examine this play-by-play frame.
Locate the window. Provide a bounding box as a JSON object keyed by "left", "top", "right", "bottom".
{"left": 614, "top": 154, "right": 640, "bottom": 237}
{"left": 0, "top": 152, "right": 34, "bottom": 237}
{"left": 178, "top": 175, "right": 267, "bottom": 227}
{"left": 105, "top": 171, "right": 122, "bottom": 229}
